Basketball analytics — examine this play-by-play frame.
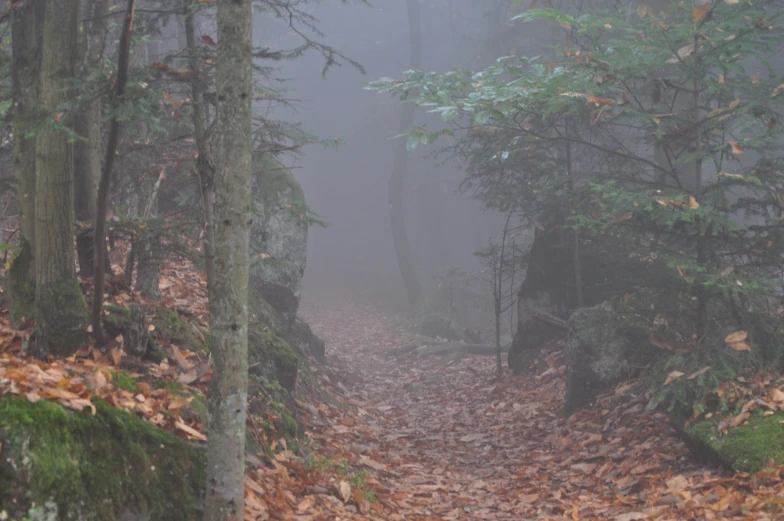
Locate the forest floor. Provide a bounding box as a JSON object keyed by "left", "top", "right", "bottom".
{"left": 294, "top": 294, "right": 784, "bottom": 521}
{"left": 2, "top": 255, "right": 784, "bottom": 520}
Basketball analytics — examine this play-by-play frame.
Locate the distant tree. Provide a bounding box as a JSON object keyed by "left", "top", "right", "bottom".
{"left": 389, "top": 0, "right": 424, "bottom": 310}
{"left": 474, "top": 209, "right": 523, "bottom": 375}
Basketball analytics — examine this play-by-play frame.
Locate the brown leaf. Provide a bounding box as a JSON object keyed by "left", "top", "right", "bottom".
{"left": 613, "top": 214, "right": 633, "bottom": 224}
{"left": 676, "top": 265, "right": 688, "bottom": 280}
{"left": 729, "top": 140, "right": 744, "bottom": 154}
{"left": 586, "top": 96, "right": 614, "bottom": 106}
{"left": 175, "top": 420, "right": 206, "bottom": 441}
{"left": 201, "top": 34, "right": 216, "bottom": 47}
{"left": 665, "top": 371, "right": 685, "bottom": 385}
{"left": 770, "top": 388, "right": 784, "bottom": 403}
{"left": 692, "top": 5, "right": 710, "bottom": 23}
{"left": 649, "top": 334, "right": 673, "bottom": 352}
{"left": 666, "top": 474, "right": 689, "bottom": 491}
{"left": 338, "top": 480, "right": 351, "bottom": 503}
{"left": 687, "top": 366, "right": 711, "bottom": 380}
{"left": 688, "top": 195, "right": 699, "bottom": 209}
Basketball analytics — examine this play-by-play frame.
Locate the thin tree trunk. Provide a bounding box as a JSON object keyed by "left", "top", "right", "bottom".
{"left": 74, "top": 0, "right": 109, "bottom": 277}
{"left": 92, "top": 0, "right": 136, "bottom": 346}
{"left": 564, "top": 133, "right": 584, "bottom": 308}
{"left": 34, "top": 0, "right": 89, "bottom": 356}
{"left": 9, "top": 0, "right": 45, "bottom": 325}
{"left": 389, "top": 0, "right": 423, "bottom": 310}
{"left": 135, "top": 168, "right": 165, "bottom": 298}
{"left": 693, "top": 36, "right": 708, "bottom": 340}
{"left": 204, "top": 0, "right": 253, "bottom": 519}
{"left": 185, "top": 6, "right": 216, "bottom": 291}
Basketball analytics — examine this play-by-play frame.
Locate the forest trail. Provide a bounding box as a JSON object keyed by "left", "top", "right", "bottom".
{"left": 298, "top": 296, "right": 784, "bottom": 521}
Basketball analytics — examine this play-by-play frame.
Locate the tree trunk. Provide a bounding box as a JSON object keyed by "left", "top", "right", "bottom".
{"left": 9, "top": 0, "right": 45, "bottom": 325}
{"left": 135, "top": 168, "right": 164, "bottom": 298}
{"left": 74, "top": 0, "right": 109, "bottom": 277}
{"left": 91, "top": 0, "right": 136, "bottom": 346}
{"left": 204, "top": 0, "right": 253, "bottom": 520}
{"left": 34, "top": 0, "right": 89, "bottom": 356}
{"left": 389, "top": 0, "right": 423, "bottom": 310}
{"left": 185, "top": 6, "right": 216, "bottom": 291}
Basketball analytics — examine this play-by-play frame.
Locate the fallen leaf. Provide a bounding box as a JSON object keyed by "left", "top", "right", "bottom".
{"left": 339, "top": 480, "right": 351, "bottom": 503}
{"left": 174, "top": 420, "right": 206, "bottom": 441}
{"left": 770, "top": 388, "right": 784, "bottom": 403}
{"left": 666, "top": 474, "right": 688, "bottom": 491}
{"left": 665, "top": 371, "right": 685, "bottom": 385}
{"left": 725, "top": 331, "right": 748, "bottom": 344}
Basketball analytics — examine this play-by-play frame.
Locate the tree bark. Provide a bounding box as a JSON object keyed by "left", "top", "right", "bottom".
{"left": 9, "top": 0, "right": 45, "bottom": 325}
{"left": 34, "top": 0, "right": 89, "bottom": 356}
{"left": 92, "top": 0, "right": 136, "bottom": 346}
{"left": 74, "top": 0, "right": 109, "bottom": 277}
{"left": 135, "top": 168, "right": 164, "bottom": 298}
{"left": 185, "top": 5, "right": 216, "bottom": 292}
{"left": 204, "top": 1, "right": 253, "bottom": 520}
{"left": 389, "top": 0, "right": 423, "bottom": 310}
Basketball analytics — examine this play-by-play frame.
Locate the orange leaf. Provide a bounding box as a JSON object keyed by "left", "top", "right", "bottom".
{"left": 729, "top": 140, "right": 744, "bottom": 154}
{"left": 676, "top": 265, "right": 688, "bottom": 280}
{"left": 613, "top": 214, "right": 633, "bottom": 224}
{"left": 586, "top": 96, "right": 614, "bottom": 106}
{"left": 692, "top": 5, "right": 710, "bottom": 23}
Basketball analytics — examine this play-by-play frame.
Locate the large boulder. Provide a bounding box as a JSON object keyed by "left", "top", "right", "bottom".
{"left": 509, "top": 215, "right": 671, "bottom": 373}
{"left": 565, "top": 305, "right": 662, "bottom": 415}
{"left": 677, "top": 413, "right": 784, "bottom": 473}
{"left": 250, "top": 154, "right": 308, "bottom": 334}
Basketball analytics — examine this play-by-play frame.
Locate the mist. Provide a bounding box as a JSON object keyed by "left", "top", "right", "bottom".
{"left": 265, "top": 1, "right": 519, "bottom": 311}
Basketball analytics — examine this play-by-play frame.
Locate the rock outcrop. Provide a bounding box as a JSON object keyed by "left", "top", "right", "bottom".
{"left": 250, "top": 154, "right": 309, "bottom": 335}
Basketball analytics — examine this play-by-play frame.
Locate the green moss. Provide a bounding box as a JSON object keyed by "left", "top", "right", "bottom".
{"left": 0, "top": 396, "right": 204, "bottom": 521}
{"left": 155, "top": 380, "right": 186, "bottom": 393}
{"left": 7, "top": 239, "right": 34, "bottom": 325}
{"left": 111, "top": 371, "right": 141, "bottom": 393}
{"left": 151, "top": 306, "right": 206, "bottom": 355}
{"left": 249, "top": 329, "right": 299, "bottom": 371}
{"left": 34, "top": 277, "right": 89, "bottom": 356}
{"left": 255, "top": 154, "right": 305, "bottom": 207}
{"left": 685, "top": 412, "right": 784, "bottom": 472}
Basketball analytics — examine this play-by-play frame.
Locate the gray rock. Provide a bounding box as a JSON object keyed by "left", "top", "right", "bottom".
{"left": 250, "top": 154, "right": 308, "bottom": 334}
{"left": 564, "top": 305, "right": 661, "bottom": 415}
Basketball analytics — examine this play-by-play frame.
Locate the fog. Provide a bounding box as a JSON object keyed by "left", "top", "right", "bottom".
{"left": 264, "top": 1, "right": 523, "bottom": 310}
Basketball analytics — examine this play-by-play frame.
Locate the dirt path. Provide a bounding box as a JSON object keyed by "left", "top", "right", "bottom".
{"left": 298, "top": 296, "right": 768, "bottom": 521}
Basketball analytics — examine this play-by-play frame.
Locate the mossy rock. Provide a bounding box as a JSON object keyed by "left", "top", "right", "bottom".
{"left": 289, "top": 318, "right": 325, "bottom": 361}
{"left": 151, "top": 306, "right": 207, "bottom": 355}
{"left": 565, "top": 305, "right": 662, "bottom": 415}
{"left": 678, "top": 412, "right": 784, "bottom": 473}
{"left": 248, "top": 327, "right": 300, "bottom": 392}
{"left": 0, "top": 396, "right": 205, "bottom": 521}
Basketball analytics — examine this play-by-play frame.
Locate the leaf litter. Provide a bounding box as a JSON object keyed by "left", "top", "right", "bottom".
{"left": 1, "top": 248, "right": 783, "bottom": 519}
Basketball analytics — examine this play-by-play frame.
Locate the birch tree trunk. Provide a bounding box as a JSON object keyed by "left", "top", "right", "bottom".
{"left": 204, "top": 0, "right": 253, "bottom": 519}
{"left": 9, "top": 0, "right": 45, "bottom": 324}
{"left": 34, "top": 0, "right": 89, "bottom": 356}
